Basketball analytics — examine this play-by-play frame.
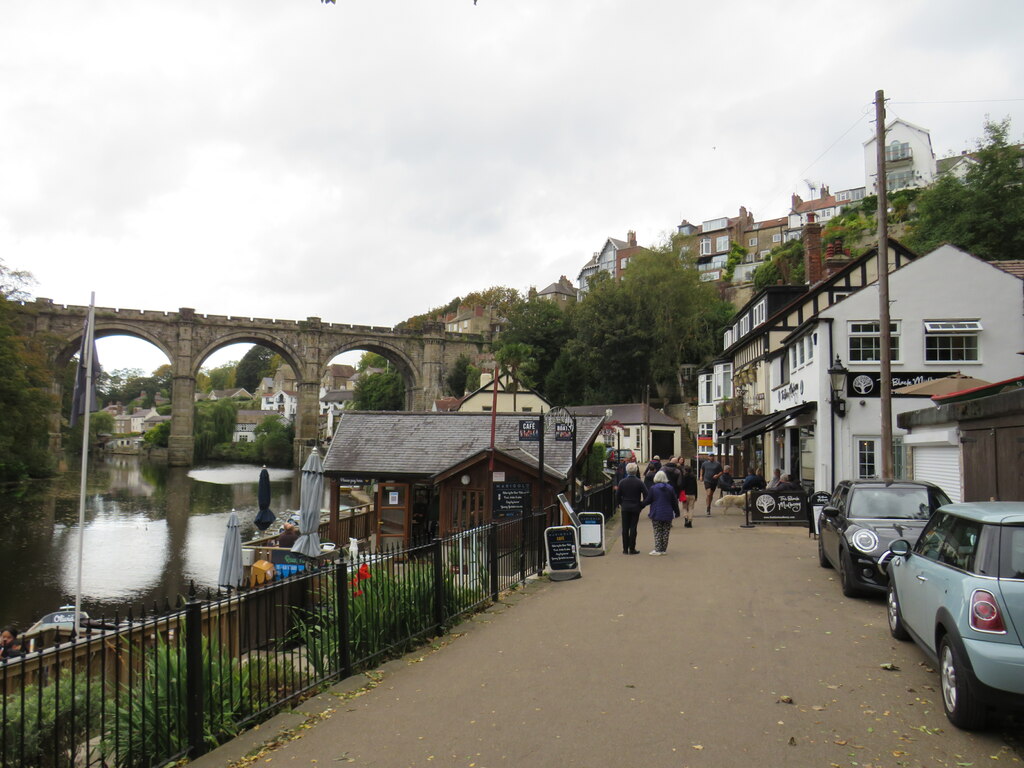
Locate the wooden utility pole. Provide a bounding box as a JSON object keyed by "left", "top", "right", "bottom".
{"left": 875, "top": 89, "right": 894, "bottom": 479}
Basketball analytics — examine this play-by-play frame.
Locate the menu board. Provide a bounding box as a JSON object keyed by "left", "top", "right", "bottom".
{"left": 493, "top": 481, "right": 532, "bottom": 518}
{"left": 545, "top": 526, "right": 581, "bottom": 580}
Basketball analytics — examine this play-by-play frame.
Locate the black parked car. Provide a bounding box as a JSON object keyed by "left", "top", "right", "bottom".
{"left": 818, "top": 479, "right": 952, "bottom": 597}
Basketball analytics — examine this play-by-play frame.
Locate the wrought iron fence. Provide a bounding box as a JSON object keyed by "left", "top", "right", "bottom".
{"left": 1, "top": 512, "right": 550, "bottom": 768}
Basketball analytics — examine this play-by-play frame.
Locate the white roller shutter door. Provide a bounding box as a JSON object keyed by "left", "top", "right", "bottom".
{"left": 913, "top": 446, "right": 961, "bottom": 503}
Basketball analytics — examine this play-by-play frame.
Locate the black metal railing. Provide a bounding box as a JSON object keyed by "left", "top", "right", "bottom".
{"left": 1, "top": 512, "right": 550, "bottom": 768}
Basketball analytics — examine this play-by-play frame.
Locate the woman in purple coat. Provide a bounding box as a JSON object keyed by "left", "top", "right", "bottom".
{"left": 642, "top": 470, "right": 680, "bottom": 556}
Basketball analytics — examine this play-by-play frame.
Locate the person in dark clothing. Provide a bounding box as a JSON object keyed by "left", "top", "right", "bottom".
{"left": 615, "top": 462, "right": 648, "bottom": 555}
{"left": 641, "top": 470, "right": 680, "bottom": 555}
{"left": 277, "top": 522, "right": 299, "bottom": 548}
{"left": 717, "top": 465, "right": 737, "bottom": 495}
{"left": 699, "top": 457, "right": 723, "bottom": 516}
{"left": 775, "top": 474, "right": 801, "bottom": 491}
{"left": 661, "top": 457, "right": 682, "bottom": 495}
{"left": 643, "top": 462, "right": 659, "bottom": 490}
{"left": 741, "top": 467, "right": 766, "bottom": 492}
{"left": 0, "top": 627, "right": 23, "bottom": 660}
{"left": 680, "top": 464, "right": 698, "bottom": 528}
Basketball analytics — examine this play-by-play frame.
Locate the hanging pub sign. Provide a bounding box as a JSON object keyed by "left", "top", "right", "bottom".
{"left": 518, "top": 419, "right": 540, "bottom": 441}
{"left": 554, "top": 421, "right": 574, "bottom": 442}
{"left": 748, "top": 490, "right": 809, "bottom": 525}
{"left": 492, "top": 481, "right": 532, "bottom": 518}
{"left": 544, "top": 525, "right": 581, "bottom": 580}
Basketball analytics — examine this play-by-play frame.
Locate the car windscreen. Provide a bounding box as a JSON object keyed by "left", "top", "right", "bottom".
{"left": 850, "top": 487, "right": 938, "bottom": 520}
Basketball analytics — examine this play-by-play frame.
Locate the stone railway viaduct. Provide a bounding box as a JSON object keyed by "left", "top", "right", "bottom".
{"left": 18, "top": 299, "right": 490, "bottom": 466}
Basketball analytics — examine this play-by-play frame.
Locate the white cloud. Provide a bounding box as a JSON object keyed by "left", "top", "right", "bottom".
{"left": 4, "top": 0, "right": 1023, "bottom": 372}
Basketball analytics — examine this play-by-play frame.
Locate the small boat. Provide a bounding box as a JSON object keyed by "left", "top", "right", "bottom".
{"left": 22, "top": 606, "right": 120, "bottom": 651}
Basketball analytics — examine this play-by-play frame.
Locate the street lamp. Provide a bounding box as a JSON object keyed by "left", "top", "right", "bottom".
{"left": 828, "top": 355, "right": 849, "bottom": 418}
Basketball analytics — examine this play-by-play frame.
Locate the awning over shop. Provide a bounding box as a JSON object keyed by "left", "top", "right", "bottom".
{"left": 728, "top": 401, "right": 816, "bottom": 441}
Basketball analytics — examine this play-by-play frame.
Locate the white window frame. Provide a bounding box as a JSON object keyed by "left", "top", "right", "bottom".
{"left": 698, "top": 374, "right": 713, "bottom": 405}
{"left": 699, "top": 237, "right": 711, "bottom": 256}
{"left": 752, "top": 299, "right": 766, "bottom": 327}
{"left": 713, "top": 363, "right": 733, "bottom": 401}
{"left": 848, "top": 320, "right": 900, "bottom": 363}
{"left": 923, "top": 320, "right": 982, "bottom": 362}
{"left": 748, "top": 237, "right": 757, "bottom": 247}
{"left": 772, "top": 233, "right": 782, "bottom": 243}
{"left": 855, "top": 437, "right": 880, "bottom": 479}
{"left": 715, "top": 235, "right": 730, "bottom": 252}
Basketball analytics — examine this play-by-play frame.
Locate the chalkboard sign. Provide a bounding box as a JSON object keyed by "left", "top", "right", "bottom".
{"left": 493, "top": 481, "right": 532, "bottom": 518}
{"left": 749, "top": 490, "right": 809, "bottom": 525}
{"left": 809, "top": 491, "right": 832, "bottom": 535}
{"left": 545, "top": 525, "right": 581, "bottom": 580}
{"left": 577, "top": 511, "right": 605, "bottom": 556}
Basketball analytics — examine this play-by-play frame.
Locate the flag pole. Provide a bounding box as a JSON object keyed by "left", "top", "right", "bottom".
{"left": 74, "top": 293, "right": 96, "bottom": 638}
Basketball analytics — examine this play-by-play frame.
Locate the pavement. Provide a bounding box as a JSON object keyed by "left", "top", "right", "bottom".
{"left": 190, "top": 503, "right": 1020, "bottom": 768}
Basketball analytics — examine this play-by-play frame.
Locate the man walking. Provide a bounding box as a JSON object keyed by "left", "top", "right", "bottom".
{"left": 615, "top": 463, "right": 648, "bottom": 554}
{"left": 699, "top": 456, "right": 723, "bottom": 517}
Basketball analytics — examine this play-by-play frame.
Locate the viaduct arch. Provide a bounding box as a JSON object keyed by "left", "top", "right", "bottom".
{"left": 18, "top": 299, "right": 490, "bottom": 466}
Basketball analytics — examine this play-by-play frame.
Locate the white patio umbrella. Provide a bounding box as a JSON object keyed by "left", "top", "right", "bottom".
{"left": 292, "top": 450, "right": 324, "bottom": 557}
{"left": 218, "top": 509, "right": 245, "bottom": 589}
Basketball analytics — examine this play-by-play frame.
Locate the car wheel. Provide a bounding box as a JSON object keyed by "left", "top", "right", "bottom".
{"left": 838, "top": 548, "right": 862, "bottom": 598}
{"left": 887, "top": 581, "right": 910, "bottom": 641}
{"left": 939, "top": 635, "right": 987, "bottom": 730}
{"left": 817, "top": 531, "right": 831, "bottom": 569}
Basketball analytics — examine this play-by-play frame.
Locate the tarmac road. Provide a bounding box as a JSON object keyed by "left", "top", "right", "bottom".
{"left": 193, "top": 510, "right": 1022, "bottom": 768}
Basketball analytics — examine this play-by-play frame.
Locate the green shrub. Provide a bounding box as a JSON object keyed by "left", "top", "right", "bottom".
{"left": 1, "top": 670, "right": 101, "bottom": 768}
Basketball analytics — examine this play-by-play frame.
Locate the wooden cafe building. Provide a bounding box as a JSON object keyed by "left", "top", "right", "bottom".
{"left": 322, "top": 411, "right": 606, "bottom": 547}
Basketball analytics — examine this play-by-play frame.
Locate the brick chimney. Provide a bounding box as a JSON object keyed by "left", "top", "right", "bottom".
{"left": 627, "top": 230, "right": 637, "bottom": 247}
{"left": 803, "top": 212, "right": 823, "bottom": 285}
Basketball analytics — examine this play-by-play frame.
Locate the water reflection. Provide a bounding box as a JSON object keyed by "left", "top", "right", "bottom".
{"left": 1, "top": 456, "right": 299, "bottom": 631}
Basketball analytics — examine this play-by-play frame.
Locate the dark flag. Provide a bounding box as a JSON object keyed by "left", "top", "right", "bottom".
{"left": 70, "top": 312, "right": 101, "bottom": 427}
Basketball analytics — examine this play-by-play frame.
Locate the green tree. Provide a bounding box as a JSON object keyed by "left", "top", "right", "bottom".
{"left": 353, "top": 370, "right": 405, "bottom": 410}
{"left": 498, "top": 298, "right": 573, "bottom": 389}
{"left": 494, "top": 342, "right": 537, "bottom": 411}
{"left": 235, "top": 346, "right": 275, "bottom": 392}
{"left": 204, "top": 362, "right": 237, "bottom": 392}
{"left": 752, "top": 238, "right": 805, "bottom": 290}
{"left": 193, "top": 399, "right": 238, "bottom": 462}
{"left": 908, "top": 118, "right": 1024, "bottom": 260}
{"left": 445, "top": 354, "right": 472, "bottom": 397}
{"left": 722, "top": 242, "right": 748, "bottom": 282}
{"left": 254, "top": 414, "right": 294, "bottom": 466}
{"left": 144, "top": 420, "right": 171, "bottom": 447}
{"left": 543, "top": 346, "right": 587, "bottom": 405}
{"left": 0, "top": 261, "right": 54, "bottom": 480}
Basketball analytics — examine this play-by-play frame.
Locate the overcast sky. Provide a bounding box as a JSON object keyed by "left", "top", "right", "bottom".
{"left": 4, "top": 1, "right": 1022, "bottom": 375}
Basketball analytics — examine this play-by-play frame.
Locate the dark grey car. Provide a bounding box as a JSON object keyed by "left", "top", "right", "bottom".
{"left": 818, "top": 479, "right": 952, "bottom": 597}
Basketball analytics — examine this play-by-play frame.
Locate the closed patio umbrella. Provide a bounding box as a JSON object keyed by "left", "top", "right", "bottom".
{"left": 292, "top": 450, "right": 324, "bottom": 557}
{"left": 253, "top": 466, "right": 276, "bottom": 531}
{"left": 218, "top": 509, "right": 244, "bottom": 589}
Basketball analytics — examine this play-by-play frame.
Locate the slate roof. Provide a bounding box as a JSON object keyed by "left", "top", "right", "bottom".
{"left": 569, "top": 403, "right": 682, "bottom": 426}
{"left": 323, "top": 411, "right": 605, "bottom": 481}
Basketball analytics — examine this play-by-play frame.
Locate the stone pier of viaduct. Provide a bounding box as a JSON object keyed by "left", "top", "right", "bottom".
{"left": 17, "top": 299, "right": 490, "bottom": 466}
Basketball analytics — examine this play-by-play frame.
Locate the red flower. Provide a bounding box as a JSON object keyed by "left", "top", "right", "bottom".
{"left": 357, "top": 564, "right": 372, "bottom": 581}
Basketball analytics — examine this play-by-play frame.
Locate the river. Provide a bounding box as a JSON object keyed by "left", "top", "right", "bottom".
{"left": 0, "top": 455, "right": 310, "bottom": 633}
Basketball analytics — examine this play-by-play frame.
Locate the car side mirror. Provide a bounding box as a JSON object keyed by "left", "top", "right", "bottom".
{"left": 888, "top": 539, "right": 911, "bottom": 557}
{"left": 822, "top": 505, "right": 840, "bottom": 519}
